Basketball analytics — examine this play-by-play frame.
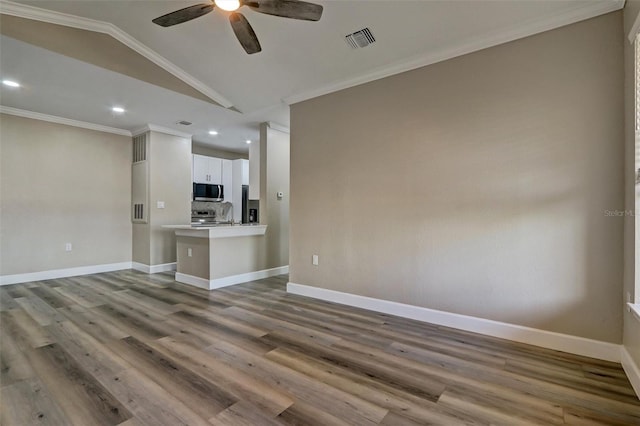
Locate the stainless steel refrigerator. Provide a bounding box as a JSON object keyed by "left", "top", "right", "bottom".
{"left": 241, "top": 185, "right": 249, "bottom": 223}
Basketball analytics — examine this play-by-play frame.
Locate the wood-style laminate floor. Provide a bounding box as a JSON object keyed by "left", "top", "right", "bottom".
{"left": 1, "top": 271, "right": 639, "bottom": 425}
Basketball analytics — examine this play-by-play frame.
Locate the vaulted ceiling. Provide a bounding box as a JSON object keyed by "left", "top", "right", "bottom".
{"left": 0, "top": 0, "right": 624, "bottom": 151}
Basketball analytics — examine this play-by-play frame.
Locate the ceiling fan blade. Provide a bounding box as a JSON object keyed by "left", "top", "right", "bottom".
{"left": 247, "top": 0, "right": 323, "bottom": 21}
{"left": 152, "top": 4, "right": 214, "bottom": 27}
{"left": 229, "top": 12, "right": 262, "bottom": 54}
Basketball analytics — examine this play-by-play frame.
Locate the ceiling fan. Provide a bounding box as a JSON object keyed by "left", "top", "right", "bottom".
{"left": 152, "top": 0, "right": 323, "bottom": 54}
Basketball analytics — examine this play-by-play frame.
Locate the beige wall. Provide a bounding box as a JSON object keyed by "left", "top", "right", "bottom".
{"left": 149, "top": 131, "right": 192, "bottom": 265}
{"left": 132, "top": 224, "right": 150, "bottom": 265}
{"left": 192, "top": 143, "right": 248, "bottom": 160}
{"left": 260, "top": 124, "right": 290, "bottom": 268}
{"left": 623, "top": 0, "right": 640, "bottom": 372}
{"left": 290, "top": 12, "right": 624, "bottom": 343}
{"left": 176, "top": 233, "right": 270, "bottom": 281}
{"left": 0, "top": 114, "right": 132, "bottom": 275}
{"left": 131, "top": 130, "right": 191, "bottom": 266}
{"left": 210, "top": 236, "right": 268, "bottom": 279}
{"left": 177, "top": 236, "right": 210, "bottom": 279}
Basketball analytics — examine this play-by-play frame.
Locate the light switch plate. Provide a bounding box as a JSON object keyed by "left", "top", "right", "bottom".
{"left": 312, "top": 254, "right": 319, "bottom": 266}
{"left": 157, "top": 201, "right": 165, "bottom": 209}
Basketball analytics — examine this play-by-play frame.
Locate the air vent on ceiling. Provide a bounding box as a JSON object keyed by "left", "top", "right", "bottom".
{"left": 177, "top": 120, "right": 192, "bottom": 126}
{"left": 345, "top": 27, "right": 375, "bottom": 49}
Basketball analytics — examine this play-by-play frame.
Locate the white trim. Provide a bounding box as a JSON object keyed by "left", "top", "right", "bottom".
{"left": 176, "top": 265, "right": 289, "bottom": 290}
{"left": 132, "top": 124, "right": 192, "bottom": 139}
{"left": 0, "top": 0, "right": 233, "bottom": 109}
{"left": 149, "top": 262, "right": 177, "bottom": 274}
{"left": 283, "top": 0, "right": 624, "bottom": 105}
{"left": 209, "top": 266, "right": 289, "bottom": 289}
{"left": 621, "top": 346, "right": 640, "bottom": 398}
{"left": 286, "top": 283, "right": 621, "bottom": 362}
{"left": 132, "top": 262, "right": 177, "bottom": 274}
{"left": 0, "top": 262, "right": 132, "bottom": 285}
{"left": 629, "top": 7, "right": 640, "bottom": 43}
{"left": 628, "top": 303, "right": 640, "bottom": 321}
{"left": 175, "top": 272, "right": 210, "bottom": 290}
{"left": 267, "top": 122, "right": 290, "bottom": 134}
{"left": 131, "top": 262, "right": 150, "bottom": 274}
{"left": 0, "top": 106, "right": 132, "bottom": 136}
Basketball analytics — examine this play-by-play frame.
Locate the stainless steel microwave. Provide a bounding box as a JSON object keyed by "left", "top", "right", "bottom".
{"left": 193, "top": 183, "right": 224, "bottom": 202}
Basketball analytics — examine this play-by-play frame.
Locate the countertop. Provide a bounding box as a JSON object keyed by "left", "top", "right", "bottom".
{"left": 163, "top": 224, "right": 267, "bottom": 238}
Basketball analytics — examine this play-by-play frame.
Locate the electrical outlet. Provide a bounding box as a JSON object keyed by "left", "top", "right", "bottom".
{"left": 188, "top": 248, "right": 192, "bottom": 257}
{"left": 157, "top": 201, "right": 165, "bottom": 209}
{"left": 312, "top": 254, "right": 319, "bottom": 266}
{"left": 65, "top": 243, "right": 72, "bottom": 252}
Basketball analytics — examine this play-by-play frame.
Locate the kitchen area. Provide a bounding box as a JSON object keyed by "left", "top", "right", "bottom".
{"left": 189, "top": 155, "right": 258, "bottom": 226}
{"left": 146, "top": 123, "right": 290, "bottom": 291}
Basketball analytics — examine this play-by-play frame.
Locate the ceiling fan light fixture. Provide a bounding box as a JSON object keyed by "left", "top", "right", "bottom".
{"left": 152, "top": 0, "right": 323, "bottom": 53}
{"left": 215, "top": 0, "right": 240, "bottom": 12}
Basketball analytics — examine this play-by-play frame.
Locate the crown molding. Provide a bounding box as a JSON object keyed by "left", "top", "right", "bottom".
{"left": 267, "top": 121, "right": 290, "bottom": 134}
{"left": 0, "top": 106, "right": 132, "bottom": 136}
{"left": 0, "top": 0, "right": 234, "bottom": 109}
{"left": 132, "top": 124, "right": 192, "bottom": 139}
{"left": 284, "top": 0, "right": 624, "bottom": 105}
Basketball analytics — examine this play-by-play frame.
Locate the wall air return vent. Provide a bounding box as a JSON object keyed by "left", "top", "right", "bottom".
{"left": 345, "top": 27, "right": 375, "bottom": 49}
{"left": 133, "top": 203, "right": 144, "bottom": 221}
{"left": 132, "top": 133, "right": 147, "bottom": 163}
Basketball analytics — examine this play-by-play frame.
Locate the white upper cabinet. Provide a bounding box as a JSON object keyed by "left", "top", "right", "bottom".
{"left": 193, "top": 155, "right": 209, "bottom": 183}
{"left": 222, "top": 159, "right": 233, "bottom": 202}
{"left": 241, "top": 159, "right": 249, "bottom": 186}
{"left": 209, "top": 158, "right": 222, "bottom": 184}
{"left": 193, "top": 154, "right": 222, "bottom": 184}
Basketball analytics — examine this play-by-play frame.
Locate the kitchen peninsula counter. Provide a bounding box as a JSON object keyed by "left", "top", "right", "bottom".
{"left": 164, "top": 224, "right": 283, "bottom": 290}
{"left": 166, "top": 224, "right": 267, "bottom": 238}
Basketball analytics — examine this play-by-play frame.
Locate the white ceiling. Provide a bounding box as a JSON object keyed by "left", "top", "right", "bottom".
{"left": 0, "top": 0, "right": 623, "bottom": 151}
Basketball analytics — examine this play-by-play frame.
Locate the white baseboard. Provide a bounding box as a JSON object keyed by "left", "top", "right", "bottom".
{"left": 621, "top": 346, "right": 640, "bottom": 398}
{"left": 175, "top": 272, "right": 210, "bottom": 289}
{"left": 0, "top": 262, "right": 132, "bottom": 286}
{"left": 132, "top": 262, "right": 177, "bottom": 274}
{"left": 286, "top": 282, "right": 621, "bottom": 363}
{"left": 177, "top": 266, "right": 289, "bottom": 290}
{"left": 210, "top": 266, "right": 289, "bottom": 289}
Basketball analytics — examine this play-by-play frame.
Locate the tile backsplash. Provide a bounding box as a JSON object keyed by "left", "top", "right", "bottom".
{"left": 191, "top": 201, "right": 233, "bottom": 221}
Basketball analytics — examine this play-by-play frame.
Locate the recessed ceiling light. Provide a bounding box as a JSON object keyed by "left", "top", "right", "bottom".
{"left": 246, "top": 140, "right": 252, "bottom": 144}
{"left": 209, "top": 130, "right": 218, "bottom": 135}
{"left": 2, "top": 80, "right": 20, "bottom": 88}
{"left": 214, "top": 0, "right": 240, "bottom": 11}
{"left": 112, "top": 106, "right": 125, "bottom": 113}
